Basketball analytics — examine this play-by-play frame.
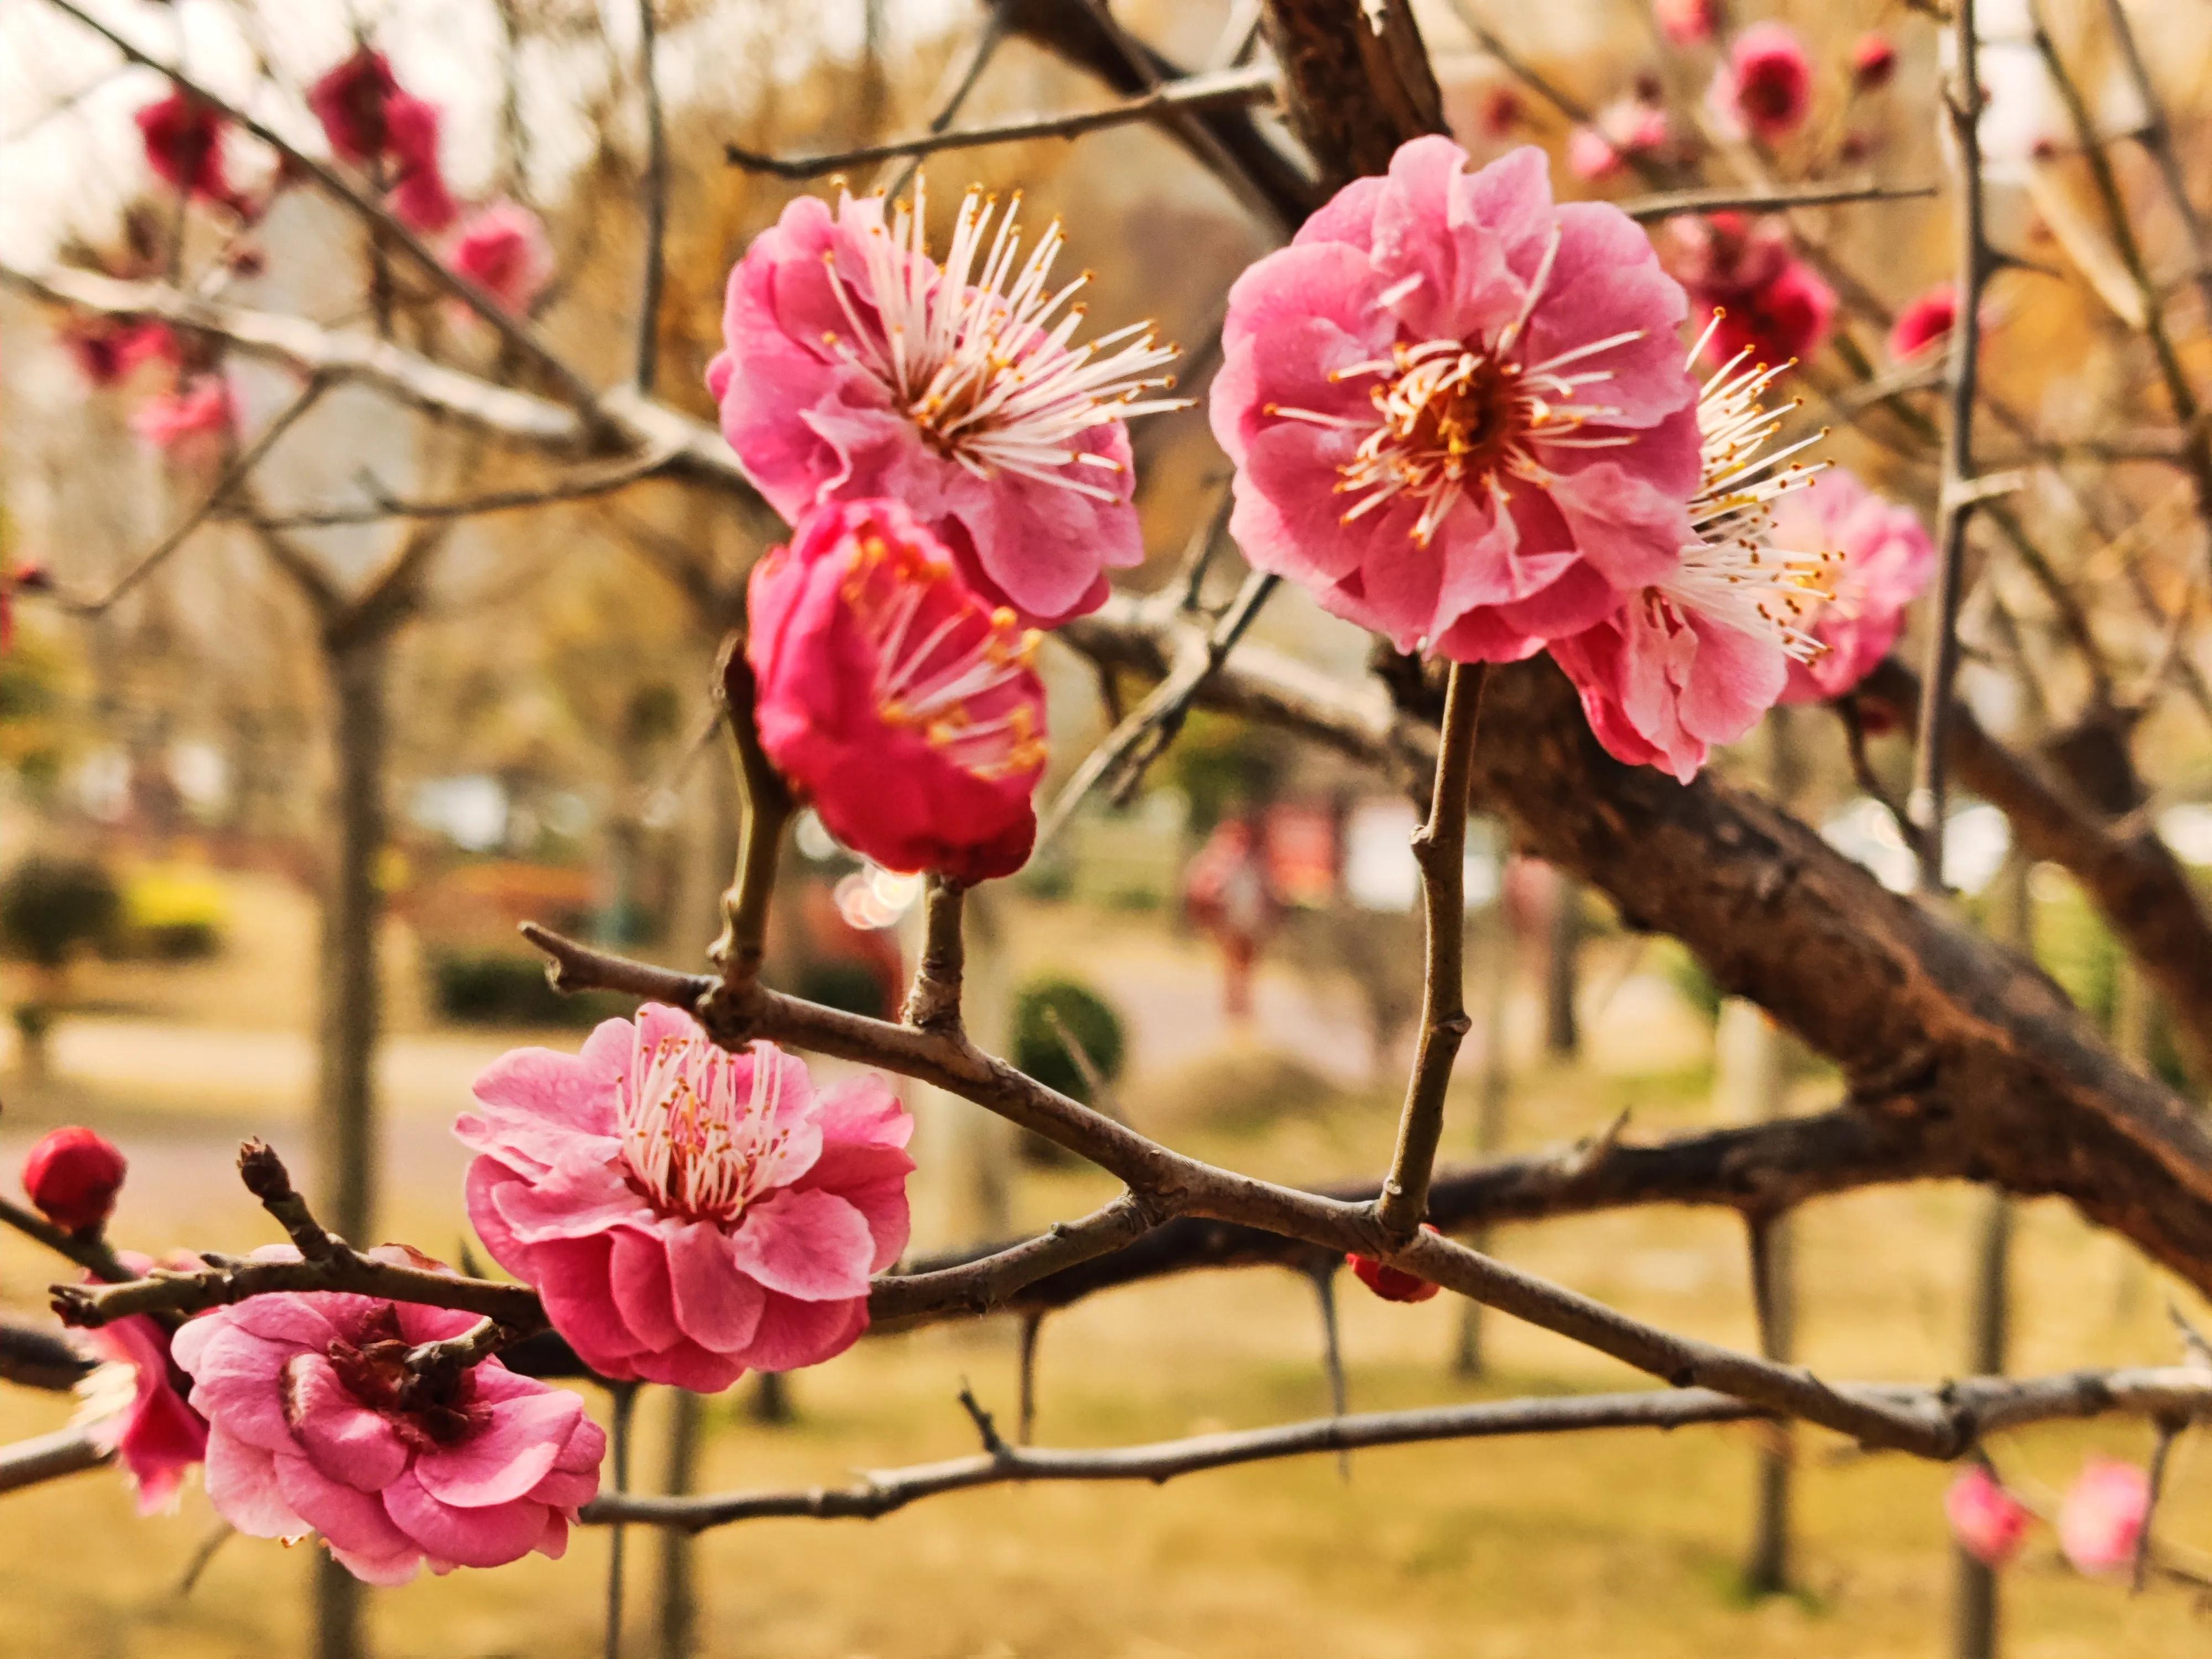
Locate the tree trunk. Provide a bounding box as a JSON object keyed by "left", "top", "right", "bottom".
{"left": 655, "top": 1389, "right": 702, "bottom": 1658}
{"left": 313, "top": 633, "right": 388, "bottom": 1659}
{"left": 1542, "top": 874, "right": 1580, "bottom": 1059}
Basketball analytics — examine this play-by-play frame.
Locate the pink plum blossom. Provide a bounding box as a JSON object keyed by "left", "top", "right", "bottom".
{"left": 385, "top": 93, "right": 456, "bottom": 234}
{"left": 132, "top": 376, "right": 237, "bottom": 457}
{"left": 1654, "top": 0, "right": 1717, "bottom": 48}
{"left": 1852, "top": 33, "right": 1898, "bottom": 92}
{"left": 749, "top": 497, "right": 1048, "bottom": 881}
{"left": 460, "top": 1006, "right": 913, "bottom": 1392}
{"left": 708, "top": 180, "right": 1181, "bottom": 627}
{"left": 1567, "top": 98, "right": 1671, "bottom": 182}
{"left": 169, "top": 1250, "right": 604, "bottom": 1584}
{"left": 1670, "top": 214, "right": 1835, "bottom": 371}
{"left": 22, "top": 1125, "right": 127, "bottom": 1232}
{"left": 1713, "top": 24, "right": 1814, "bottom": 143}
{"left": 1771, "top": 468, "right": 1936, "bottom": 703}
{"left": 62, "top": 317, "right": 176, "bottom": 389}
{"left": 1550, "top": 330, "right": 1834, "bottom": 781}
{"left": 450, "top": 201, "right": 554, "bottom": 316}
{"left": 1945, "top": 1466, "right": 2033, "bottom": 1568}
{"left": 74, "top": 1251, "right": 207, "bottom": 1514}
{"left": 308, "top": 48, "right": 401, "bottom": 165}
{"left": 1211, "top": 138, "right": 1702, "bottom": 662}
{"left": 1890, "top": 283, "right": 1959, "bottom": 362}
{"left": 135, "top": 89, "right": 243, "bottom": 212}
{"left": 2058, "top": 1458, "right": 2150, "bottom": 1574}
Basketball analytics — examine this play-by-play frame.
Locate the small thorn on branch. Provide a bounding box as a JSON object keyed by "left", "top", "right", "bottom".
{"left": 958, "top": 1380, "right": 1011, "bottom": 1459}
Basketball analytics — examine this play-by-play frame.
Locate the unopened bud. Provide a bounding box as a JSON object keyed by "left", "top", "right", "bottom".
{"left": 22, "top": 1126, "right": 126, "bottom": 1233}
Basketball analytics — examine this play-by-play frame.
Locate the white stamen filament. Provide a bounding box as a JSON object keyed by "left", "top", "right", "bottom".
{"left": 617, "top": 1034, "right": 800, "bottom": 1224}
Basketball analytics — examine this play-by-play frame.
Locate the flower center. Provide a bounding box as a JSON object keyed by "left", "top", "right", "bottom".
{"left": 290, "top": 1306, "right": 487, "bottom": 1451}
{"left": 615, "top": 1034, "right": 801, "bottom": 1225}
{"left": 844, "top": 531, "right": 1047, "bottom": 782}
{"left": 818, "top": 181, "right": 1187, "bottom": 500}
{"left": 1264, "top": 226, "right": 1646, "bottom": 547}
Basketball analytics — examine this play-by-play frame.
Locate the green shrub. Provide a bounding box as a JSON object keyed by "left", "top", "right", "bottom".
{"left": 0, "top": 857, "right": 120, "bottom": 968}
{"left": 792, "top": 957, "right": 893, "bottom": 1019}
{"left": 1011, "top": 976, "right": 1126, "bottom": 1105}
{"left": 431, "top": 948, "right": 629, "bottom": 1028}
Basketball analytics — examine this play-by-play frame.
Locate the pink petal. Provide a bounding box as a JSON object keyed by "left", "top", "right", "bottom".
{"left": 204, "top": 1425, "right": 307, "bottom": 1540}
{"left": 282, "top": 1354, "right": 411, "bottom": 1491}
{"left": 726, "top": 1188, "right": 875, "bottom": 1301}
{"left": 664, "top": 1222, "right": 768, "bottom": 1352}
{"left": 382, "top": 1468, "right": 555, "bottom": 1569}
{"left": 733, "top": 1292, "right": 869, "bottom": 1373}
{"left": 273, "top": 1449, "right": 416, "bottom": 1560}
{"left": 412, "top": 1389, "right": 582, "bottom": 1509}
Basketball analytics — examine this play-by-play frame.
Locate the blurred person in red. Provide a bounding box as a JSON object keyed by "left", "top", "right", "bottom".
{"left": 1183, "top": 819, "right": 1282, "bottom": 1026}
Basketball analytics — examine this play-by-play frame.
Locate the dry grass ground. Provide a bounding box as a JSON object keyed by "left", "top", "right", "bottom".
{"left": 0, "top": 885, "right": 2206, "bottom": 1656}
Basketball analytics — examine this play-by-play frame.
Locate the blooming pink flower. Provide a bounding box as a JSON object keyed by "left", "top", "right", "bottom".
{"left": 708, "top": 181, "right": 1179, "bottom": 627}
{"left": 1945, "top": 1466, "right": 2033, "bottom": 1568}
{"left": 1550, "top": 331, "right": 1834, "bottom": 781}
{"left": 460, "top": 1007, "right": 913, "bottom": 1392}
{"left": 1889, "top": 283, "right": 1959, "bottom": 362}
{"left": 75, "top": 1251, "right": 208, "bottom": 1515}
{"left": 1567, "top": 98, "right": 1672, "bottom": 181}
{"left": 132, "top": 375, "right": 237, "bottom": 456}
{"left": 1475, "top": 85, "right": 1522, "bottom": 137}
{"left": 748, "top": 498, "right": 1047, "bottom": 881}
{"left": 1852, "top": 32, "right": 1898, "bottom": 91}
{"left": 1655, "top": 0, "right": 1717, "bottom": 48}
{"left": 135, "top": 89, "right": 240, "bottom": 210}
{"left": 308, "top": 48, "right": 400, "bottom": 165}
{"left": 23, "top": 1126, "right": 127, "bottom": 1232}
{"left": 385, "top": 92, "right": 456, "bottom": 234}
{"left": 170, "top": 1250, "right": 604, "bottom": 1585}
{"left": 450, "top": 201, "right": 553, "bottom": 315}
{"left": 1212, "top": 138, "right": 1702, "bottom": 662}
{"left": 1716, "top": 24, "right": 1814, "bottom": 142}
{"left": 2058, "top": 1459, "right": 2150, "bottom": 1574}
{"left": 1772, "top": 468, "right": 1935, "bottom": 703}
{"left": 1671, "top": 214, "right": 1835, "bottom": 371}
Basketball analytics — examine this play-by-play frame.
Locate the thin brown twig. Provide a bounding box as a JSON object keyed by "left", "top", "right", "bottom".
{"left": 633, "top": 0, "right": 668, "bottom": 397}
{"left": 880, "top": 12, "right": 1010, "bottom": 199}
{"left": 245, "top": 447, "right": 679, "bottom": 530}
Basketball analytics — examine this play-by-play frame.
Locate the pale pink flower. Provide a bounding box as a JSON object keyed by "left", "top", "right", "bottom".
{"left": 132, "top": 376, "right": 236, "bottom": 457}
{"left": 1772, "top": 468, "right": 1935, "bottom": 702}
{"left": 1567, "top": 98, "right": 1671, "bottom": 182}
{"left": 748, "top": 498, "right": 1047, "bottom": 881}
{"left": 708, "top": 180, "right": 1181, "bottom": 627}
{"left": 1945, "top": 1466, "right": 2033, "bottom": 1568}
{"left": 74, "top": 1251, "right": 208, "bottom": 1514}
{"left": 1655, "top": 0, "right": 1717, "bottom": 48}
{"left": 1712, "top": 23, "right": 1814, "bottom": 143}
{"left": 1550, "top": 328, "right": 1833, "bottom": 780}
{"left": 169, "top": 1250, "right": 604, "bottom": 1585}
{"left": 2058, "top": 1459, "right": 2150, "bottom": 1574}
{"left": 1889, "top": 283, "right": 1959, "bottom": 362}
{"left": 1212, "top": 138, "right": 1702, "bottom": 662}
{"left": 460, "top": 1006, "right": 912, "bottom": 1392}
{"left": 1670, "top": 214, "right": 1835, "bottom": 371}
{"left": 450, "top": 201, "right": 553, "bottom": 316}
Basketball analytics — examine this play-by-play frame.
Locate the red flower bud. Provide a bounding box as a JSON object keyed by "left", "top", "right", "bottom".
{"left": 1851, "top": 32, "right": 1897, "bottom": 91}
{"left": 1347, "top": 1224, "right": 1443, "bottom": 1303}
{"left": 22, "top": 1126, "right": 127, "bottom": 1232}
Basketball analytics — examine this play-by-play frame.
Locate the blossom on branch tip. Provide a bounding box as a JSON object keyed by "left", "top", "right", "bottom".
{"left": 1567, "top": 98, "right": 1672, "bottom": 182}
{"left": 708, "top": 179, "right": 1183, "bottom": 626}
{"left": 135, "top": 89, "right": 242, "bottom": 212}
{"left": 459, "top": 1006, "right": 912, "bottom": 1392}
{"left": 74, "top": 1250, "right": 208, "bottom": 1514}
{"left": 450, "top": 201, "right": 553, "bottom": 316}
{"left": 385, "top": 93, "right": 456, "bottom": 234}
{"left": 170, "top": 1248, "right": 604, "bottom": 1584}
{"left": 1549, "top": 323, "right": 1834, "bottom": 781}
{"left": 1713, "top": 24, "right": 1814, "bottom": 143}
{"left": 2058, "top": 1458, "right": 2150, "bottom": 1574}
{"left": 1771, "top": 468, "right": 1935, "bottom": 703}
{"left": 132, "top": 375, "right": 237, "bottom": 457}
{"left": 1211, "top": 138, "right": 1702, "bottom": 663}
{"left": 748, "top": 498, "right": 1048, "bottom": 882}
{"left": 23, "top": 1125, "right": 127, "bottom": 1232}
{"left": 1945, "top": 1465, "right": 2033, "bottom": 1568}
{"left": 1888, "top": 283, "right": 1961, "bottom": 363}
{"left": 308, "top": 48, "right": 401, "bottom": 165}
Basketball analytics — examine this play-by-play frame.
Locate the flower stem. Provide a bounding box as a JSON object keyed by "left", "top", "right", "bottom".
{"left": 712, "top": 634, "right": 795, "bottom": 989}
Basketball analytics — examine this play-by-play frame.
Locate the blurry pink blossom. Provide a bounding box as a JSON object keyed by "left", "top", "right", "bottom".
{"left": 748, "top": 498, "right": 1047, "bottom": 881}
{"left": 385, "top": 92, "right": 456, "bottom": 233}
{"left": 1550, "top": 338, "right": 1832, "bottom": 781}
{"left": 1568, "top": 98, "right": 1671, "bottom": 181}
{"left": 76, "top": 1250, "right": 208, "bottom": 1514}
{"left": 1713, "top": 23, "right": 1814, "bottom": 142}
{"left": 1211, "top": 138, "right": 1702, "bottom": 664}
{"left": 708, "top": 180, "right": 1179, "bottom": 626}
{"left": 1772, "top": 468, "right": 1936, "bottom": 703}
{"left": 450, "top": 201, "right": 553, "bottom": 315}
{"left": 460, "top": 1007, "right": 912, "bottom": 1392}
{"left": 1945, "top": 1466, "right": 2034, "bottom": 1568}
{"left": 136, "top": 90, "right": 246, "bottom": 213}
{"left": 62, "top": 317, "right": 176, "bottom": 388}
{"left": 170, "top": 1249, "right": 604, "bottom": 1584}
{"left": 308, "top": 48, "right": 400, "bottom": 165}
{"left": 2058, "top": 1459, "right": 2150, "bottom": 1574}
{"left": 1852, "top": 32, "right": 1898, "bottom": 92}
{"left": 1654, "top": 0, "right": 1717, "bottom": 48}
{"left": 1888, "top": 283, "right": 1960, "bottom": 362}
{"left": 132, "top": 376, "right": 237, "bottom": 456}
{"left": 1671, "top": 214, "right": 1835, "bottom": 370}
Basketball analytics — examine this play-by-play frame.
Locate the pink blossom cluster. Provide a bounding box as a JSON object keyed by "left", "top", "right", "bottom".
{"left": 1943, "top": 1459, "right": 2154, "bottom": 1577}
